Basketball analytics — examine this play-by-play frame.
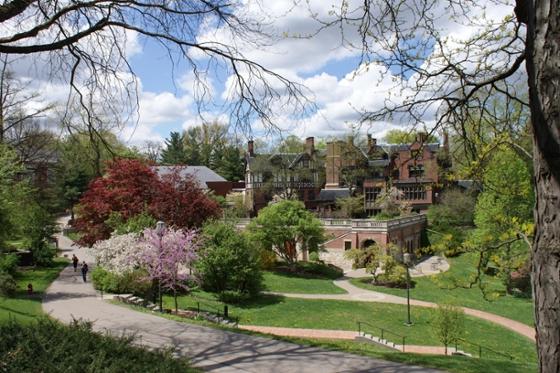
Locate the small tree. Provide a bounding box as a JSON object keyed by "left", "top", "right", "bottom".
{"left": 141, "top": 227, "right": 199, "bottom": 312}
{"left": 248, "top": 200, "right": 324, "bottom": 266}
{"left": 432, "top": 303, "right": 465, "bottom": 355}
{"left": 345, "top": 244, "right": 407, "bottom": 288}
{"left": 196, "top": 221, "right": 262, "bottom": 300}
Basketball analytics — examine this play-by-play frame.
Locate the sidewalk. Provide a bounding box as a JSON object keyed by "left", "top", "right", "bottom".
{"left": 43, "top": 218, "right": 441, "bottom": 373}
{"left": 267, "top": 279, "right": 536, "bottom": 342}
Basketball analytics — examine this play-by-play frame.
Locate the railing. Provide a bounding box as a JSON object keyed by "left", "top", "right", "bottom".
{"left": 250, "top": 181, "right": 317, "bottom": 189}
{"left": 453, "top": 338, "right": 515, "bottom": 360}
{"left": 357, "top": 321, "right": 407, "bottom": 352}
{"left": 187, "top": 297, "right": 239, "bottom": 326}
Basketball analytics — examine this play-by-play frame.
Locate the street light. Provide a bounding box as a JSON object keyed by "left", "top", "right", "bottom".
{"left": 155, "top": 221, "right": 166, "bottom": 313}
{"left": 403, "top": 252, "right": 413, "bottom": 326}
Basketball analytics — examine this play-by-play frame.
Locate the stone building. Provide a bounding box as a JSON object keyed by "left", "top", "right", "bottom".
{"left": 244, "top": 137, "right": 324, "bottom": 214}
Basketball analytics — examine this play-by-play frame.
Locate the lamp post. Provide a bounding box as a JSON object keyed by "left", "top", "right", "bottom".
{"left": 403, "top": 252, "right": 413, "bottom": 326}
{"left": 155, "top": 221, "right": 166, "bottom": 313}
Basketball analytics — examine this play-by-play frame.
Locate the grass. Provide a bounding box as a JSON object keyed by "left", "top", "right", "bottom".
{"left": 0, "top": 258, "right": 68, "bottom": 323}
{"left": 121, "top": 299, "right": 535, "bottom": 373}
{"left": 262, "top": 262, "right": 346, "bottom": 294}
{"left": 349, "top": 252, "right": 534, "bottom": 326}
{"left": 162, "top": 291, "right": 536, "bottom": 363}
{"left": 65, "top": 231, "right": 81, "bottom": 242}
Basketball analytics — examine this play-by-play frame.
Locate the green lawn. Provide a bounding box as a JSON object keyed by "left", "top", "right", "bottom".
{"left": 262, "top": 271, "right": 346, "bottom": 294}
{"left": 163, "top": 292, "right": 536, "bottom": 363}
{"left": 350, "top": 253, "right": 534, "bottom": 326}
{"left": 262, "top": 261, "right": 346, "bottom": 294}
{"left": 0, "top": 259, "right": 68, "bottom": 323}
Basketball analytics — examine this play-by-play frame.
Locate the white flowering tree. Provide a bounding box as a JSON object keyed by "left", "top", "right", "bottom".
{"left": 91, "top": 233, "right": 148, "bottom": 275}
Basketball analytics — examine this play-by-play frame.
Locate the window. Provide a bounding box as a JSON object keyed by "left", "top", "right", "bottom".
{"left": 399, "top": 185, "right": 426, "bottom": 200}
{"left": 364, "top": 187, "right": 381, "bottom": 209}
{"left": 408, "top": 164, "right": 424, "bottom": 178}
{"left": 344, "top": 241, "right": 352, "bottom": 251}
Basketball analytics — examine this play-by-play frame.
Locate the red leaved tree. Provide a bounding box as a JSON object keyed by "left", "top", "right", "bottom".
{"left": 74, "top": 159, "right": 220, "bottom": 246}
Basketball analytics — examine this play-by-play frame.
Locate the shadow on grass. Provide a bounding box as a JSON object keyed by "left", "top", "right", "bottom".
{"left": 270, "top": 262, "right": 343, "bottom": 280}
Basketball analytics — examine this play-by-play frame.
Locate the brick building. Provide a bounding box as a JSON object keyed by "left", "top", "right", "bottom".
{"left": 244, "top": 133, "right": 450, "bottom": 215}
{"left": 244, "top": 137, "right": 324, "bottom": 214}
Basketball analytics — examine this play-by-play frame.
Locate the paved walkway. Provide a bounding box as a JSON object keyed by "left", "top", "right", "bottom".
{"left": 43, "top": 221, "right": 441, "bottom": 373}
{"left": 238, "top": 325, "right": 458, "bottom": 356}
{"left": 267, "top": 279, "right": 536, "bottom": 342}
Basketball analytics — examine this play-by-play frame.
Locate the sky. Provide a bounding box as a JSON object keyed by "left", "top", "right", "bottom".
{"left": 6, "top": 0, "right": 520, "bottom": 150}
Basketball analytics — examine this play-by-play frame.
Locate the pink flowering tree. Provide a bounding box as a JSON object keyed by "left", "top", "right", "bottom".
{"left": 141, "top": 227, "right": 199, "bottom": 312}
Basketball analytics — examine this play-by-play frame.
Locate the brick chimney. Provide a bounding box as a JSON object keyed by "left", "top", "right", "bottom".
{"left": 416, "top": 132, "right": 428, "bottom": 143}
{"left": 305, "top": 137, "right": 315, "bottom": 155}
{"left": 367, "top": 134, "right": 377, "bottom": 151}
{"left": 247, "top": 140, "right": 254, "bottom": 157}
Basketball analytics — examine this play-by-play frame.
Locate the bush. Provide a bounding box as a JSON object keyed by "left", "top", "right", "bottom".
{"left": 259, "top": 249, "right": 277, "bottom": 270}
{"left": 308, "top": 251, "right": 320, "bottom": 262}
{"left": 0, "top": 254, "right": 18, "bottom": 276}
{"left": 0, "top": 272, "right": 17, "bottom": 297}
{"left": 376, "top": 263, "right": 408, "bottom": 288}
{"left": 30, "top": 242, "right": 56, "bottom": 267}
{"left": 0, "top": 318, "right": 196, "bottom": 372}
{"left": 197, "top": 221, "right": 262, "bottom": 298}
{"left": 92, "top": 267, "right": 152, "bottom": 298}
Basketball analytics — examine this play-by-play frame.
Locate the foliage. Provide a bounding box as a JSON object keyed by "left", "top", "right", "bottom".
{"left": 74, "top": 159, "right": 220, "bottom": 246}
{"left": 432, "top": 303, "right": 465, "bottom": 353}
{"left": 196, "top": 221, "right": 262, "bottom": 300}
{"left": 141, "top": 227, "right": 199, "bottom": 311}
{"left": 0, "top": 254, "right": 18, "bottom": 276}
{"left": 308, "top": 251, "right": 320, "bottom": 262}
{"left": 428, "top": 189, "right": 476, "bottom": 229}
{"left": 335, "top": 195, "right": 365, "bottom": 218}
{"left": 383, "top": 129, "right": 438, "bottom": 144}
{"left": 160, "top": 131, "right": 188, "bottom": 165}
{"left": 373, "top": 187, "right": 411, "bottom": 218}
{"left": 91, "top": 233, "right": 148, "bottom": 275}
{"left": 223, "top": 192, "right": 248, "bottom": 219}
{"left": 248, "top": 200, "right": 324, "bottom": 265}
{"left": 0, "top": 272, "right": 16, "bottom": 297}
{"left": 106, "top": 210, "right": 157, "bottom": 235}
{"left": 345, "top": 244, "right": 407, "bottom": 288}
{"left": 0, "top": 319, "right": 196, "bottom": 372}
{"left": 469, "top": 147, "right": 533, "bottom": 290}
{"left": 91, "top": 267, "right": 152, "bottom": 298}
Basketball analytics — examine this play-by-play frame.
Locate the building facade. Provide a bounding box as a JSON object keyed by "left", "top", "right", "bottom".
{"left": 244, "top": 133, "right": 450, "bottom": 215}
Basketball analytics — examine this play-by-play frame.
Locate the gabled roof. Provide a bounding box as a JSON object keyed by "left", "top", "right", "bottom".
{"left": 318, "top": 188, "right": 350, "bottom": 201}
{"left": 153, "top": 166, "right": 226, "bottom": 189}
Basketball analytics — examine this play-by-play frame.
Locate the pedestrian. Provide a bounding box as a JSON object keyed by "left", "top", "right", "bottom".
{"left": 81, "top": 261, "right": 89, "bottom": 282}
{"left": 72, "top": 254, "right": 79, "bottom": 272}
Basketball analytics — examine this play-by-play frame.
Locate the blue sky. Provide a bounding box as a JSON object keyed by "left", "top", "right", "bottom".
{"left": 90, "top": 1, "right": 515, "bottom": 148}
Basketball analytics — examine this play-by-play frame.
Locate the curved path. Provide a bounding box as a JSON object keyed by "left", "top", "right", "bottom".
{"left": 266, "top": 278, "right": 535, "bottom": 342}
{"left": 43, "top": 226, "right": 441, "bottom": 373}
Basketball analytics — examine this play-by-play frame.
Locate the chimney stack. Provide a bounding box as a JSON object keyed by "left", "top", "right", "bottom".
{"left": 247, "top": 140, "right": 254, "bottom": 156}
{"left": 416, "top": 132, "right": 428, "bottom": 143}
{"left": 305, "top": 137, "right": 315, "bottom": 155}
{"left": 367, "top": 134, "right": 377, "bottom": 148}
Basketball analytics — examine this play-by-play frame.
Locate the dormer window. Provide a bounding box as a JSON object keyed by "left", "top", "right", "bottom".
{"left": 408, "top": 165, "right": 424, "bottom": 178}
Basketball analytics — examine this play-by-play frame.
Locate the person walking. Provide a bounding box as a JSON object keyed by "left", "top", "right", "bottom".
{"left": 72, "top": 254, "right": 79, "bottom": 272}
{"left": 81, "top": 262, "right": 89, "bottom": 282}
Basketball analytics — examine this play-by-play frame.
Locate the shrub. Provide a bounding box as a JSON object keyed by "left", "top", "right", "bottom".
{"left": 30, "top": 242, "right": 56, "bottom": 267}
{"left": 308, "top": 251, "right": 320, "bottom": 263}
{"left": 91, "top": 267, "right": 152, "bottom": 298}
{"left": 0, "top": 318, "right": 196, "bottom": 372}
{"left": 259, "top": 250, "right": 277, "bottom": 270}
{"left": 106, "top": 210, "right": 157, "bottom": 235}
{"left": 0, "top": 272, "right": 17, "bottom": 297}
{"left": 197, "top": 221, "right": 262, "bottom": 298}
{"left": 0, "top": 254, "right": 18, "bottom": 276}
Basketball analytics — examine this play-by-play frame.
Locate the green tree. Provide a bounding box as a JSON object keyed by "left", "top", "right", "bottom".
{"left": 196, "top": 220, "right": 262, "bottom": 300}
{"left": 432, "top": 303, "right": 465, "bottom": 355}
{"left": 160, "top": 132, "right": 187, "bottom": 165}
{"left": 217, "top": 145, "right": 244, "bottom": 181}
{"left": 248, "top": 200, "right": 324, "bottom": 265}
{"left": 335, "top": 195, "right": 365, "bottom": 218}
{"left": 383, "top": 129, "right": 437, "bottom": 144}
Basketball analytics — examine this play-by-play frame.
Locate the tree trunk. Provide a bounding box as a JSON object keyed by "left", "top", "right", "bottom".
{"left": 525, "top": 1, "right": 560, "bottom": 371}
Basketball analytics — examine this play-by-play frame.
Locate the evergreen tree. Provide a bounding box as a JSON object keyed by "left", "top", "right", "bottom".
{"left": 160, "top": 132, "right": 187, "bottom": 165}
{"left": 217, "top": 146, "right": 244, "bottom": 181}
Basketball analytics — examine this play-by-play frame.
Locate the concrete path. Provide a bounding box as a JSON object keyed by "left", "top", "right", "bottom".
{"left": 268, "top": 279, "right": 536, "bottom": 342}
{"left": 44, "top": 222, "right": 441, "bottom": 373}
{"left": 344, "top": 256, "right": 449, "bottom": 279}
